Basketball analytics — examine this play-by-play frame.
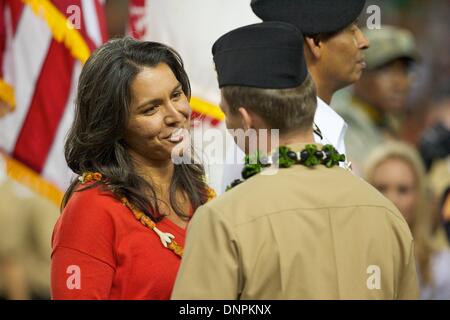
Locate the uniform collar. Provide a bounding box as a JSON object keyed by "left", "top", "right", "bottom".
{"left": 350, "top": 96, "right": 400, "bottom": 135}
{"left": 314, "top": 97, "right": 347, "bottom": 154}
{"left": 351, "top": 96, "right": 384, "bottom": 126}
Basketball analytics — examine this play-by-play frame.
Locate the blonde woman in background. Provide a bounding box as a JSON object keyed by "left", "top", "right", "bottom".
{"left": 365, "top": 142, "right": 450, "bottom": 299}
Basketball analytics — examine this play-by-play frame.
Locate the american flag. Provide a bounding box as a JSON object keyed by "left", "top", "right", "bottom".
{"left": 0, "top": 0, "right": 247, "bottom": 202}
{"left": 0, "top": 0, "right": 107, "bottom": 204}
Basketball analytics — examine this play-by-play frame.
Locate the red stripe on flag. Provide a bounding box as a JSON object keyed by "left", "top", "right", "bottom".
{"left": 6, "top": 0, "right": 24, "bottom": 35}
{"left": 51, "top": 0, "right": 75, "bottom": 17}
{"left": 12, "top": 39, "right": 75, "bottom": 173}
{"left": 191, "top": 112, "right": 221, "bottom": 127}
{"left": 129, "top": 0, "right": 147, "bottom": 39}
{"left": 51, "top": 0, "right": 95, "bottom": 51}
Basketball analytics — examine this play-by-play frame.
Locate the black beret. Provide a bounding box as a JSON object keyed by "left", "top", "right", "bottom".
{"left": 251, "top": 0, "right": 366, "bottom": 35}
{"left": 212, "top": 21, "right": 307, "bottom": 89}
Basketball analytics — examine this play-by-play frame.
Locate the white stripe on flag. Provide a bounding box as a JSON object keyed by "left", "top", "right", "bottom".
{"left": 0, "top": 6, "right": 52, "bottom": 153}
{"left": 2, "top": 6, "right": 14, "bottom": 85}
{"left": 81, "top": 0, "right": 103, "bottom": 47}
{"left": 41, "top": 62, "right": 81, "bottom": 190}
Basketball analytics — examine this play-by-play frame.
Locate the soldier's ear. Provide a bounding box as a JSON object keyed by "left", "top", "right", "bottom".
{"left": 304, "top": 37, "right": 322, "bottom": 60}
{"left": 237, "top": 106, "right": 253, "bottom": 131}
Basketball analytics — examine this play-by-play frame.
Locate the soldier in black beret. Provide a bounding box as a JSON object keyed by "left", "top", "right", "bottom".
{"left": 221, "top": 0, "right": 370, "bottom": 191}
{"left": 172, "top": 21, "right": 418, "bottom": 300}
{"left": 250, "top": 0, "right": 369, "bottom": 104}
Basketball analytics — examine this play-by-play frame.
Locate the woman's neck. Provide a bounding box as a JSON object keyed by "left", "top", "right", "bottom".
{"left": 129, "top": 150, "right": 174, "bottom": 191}
{"left": 128, "top": 150, "right": 189, "bottom": 227}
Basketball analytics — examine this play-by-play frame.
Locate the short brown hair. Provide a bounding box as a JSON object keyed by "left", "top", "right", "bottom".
{"left": 222, "top": 75, "right": 317, "bottom": 134}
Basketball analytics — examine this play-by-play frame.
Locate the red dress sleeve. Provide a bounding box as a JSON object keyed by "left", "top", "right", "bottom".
{"left": 51, "top": 247, "right": 114, "bottom": 299}
{"left": 51, "top": 185, "right": 118, "bottom": 300}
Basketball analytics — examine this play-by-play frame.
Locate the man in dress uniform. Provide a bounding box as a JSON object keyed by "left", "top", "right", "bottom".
{"left": 220, "top": 0, "right": 369, "bottom": 193}
{"left": 171, "top": 22, "right": 419, "bottom": 299}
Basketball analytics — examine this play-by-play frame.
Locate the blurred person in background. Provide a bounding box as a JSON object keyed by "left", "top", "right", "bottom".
{"left": 104, "top": 0, "right": 130, "bottom": 38}
{"left": 0, "top": 107, "right": 59, "bottom": 300}
{"left": 0, "top": 55, "right": 29, "bottom": 300}
{"left": 365, "top": 142, "right": 450, "bottom": 299}
{"left": 419, "top": 98, "right": 450, "bottom": 245}
{"left": 419, "top": 98, "right": 450, "bottom": 171}
{"left": 334, "top": 25, "right": 419, "bottom": 174}
{"left": 0, "top": 152, "right": 28, "bottom": 300}
{"left": 20, "top": 191, "right": 59, "bottom": 299}
{"left": 440, "top": 187, "right": 450, "bottom": 243}
{"left": 360, "top": 0, "right": 449, "bottom": 148}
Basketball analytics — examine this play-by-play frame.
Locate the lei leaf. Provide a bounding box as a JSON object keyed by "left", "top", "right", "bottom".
{"left": 277, "top": 146, "right": 296, "bottom": 168}
{"left": 228, "top": 144, "right": 346, "bottom": 191}
{"left": 304, "top": 144, "right": 320, "bottom": 167}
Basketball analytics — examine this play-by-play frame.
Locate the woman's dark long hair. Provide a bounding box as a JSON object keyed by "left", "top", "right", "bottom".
{"left": 62, "top": 37, "right": 209, "bottom": 220}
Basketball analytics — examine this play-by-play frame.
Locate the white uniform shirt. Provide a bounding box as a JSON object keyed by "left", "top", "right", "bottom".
{"left": 216, "top": 97, "right": 348, "bottom": 194}
{"left": 314, "top": 97, "right": 347, "bottom": 155}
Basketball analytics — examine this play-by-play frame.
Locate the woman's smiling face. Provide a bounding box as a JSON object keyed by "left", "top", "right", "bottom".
{"left": 124, "top": 63, "right": 191, "bottom": 163}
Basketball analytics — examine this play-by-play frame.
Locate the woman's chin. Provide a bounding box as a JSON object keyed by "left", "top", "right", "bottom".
{"left": 166, "top": 139, "right": 191, "bottom": 163}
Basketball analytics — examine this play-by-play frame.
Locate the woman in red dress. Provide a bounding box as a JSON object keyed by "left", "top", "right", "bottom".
{"left": 51, "top": 37, "right": 212, "bottom": 299}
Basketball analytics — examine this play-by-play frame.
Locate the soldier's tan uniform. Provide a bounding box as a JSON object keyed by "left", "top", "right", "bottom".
{"left": 172, "top": 143, "right": 419, "bottom": 300}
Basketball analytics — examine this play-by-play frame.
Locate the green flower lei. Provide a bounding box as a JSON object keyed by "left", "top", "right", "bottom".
{"left": 226, "top": 144, "right": 345, "bottom": 191}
